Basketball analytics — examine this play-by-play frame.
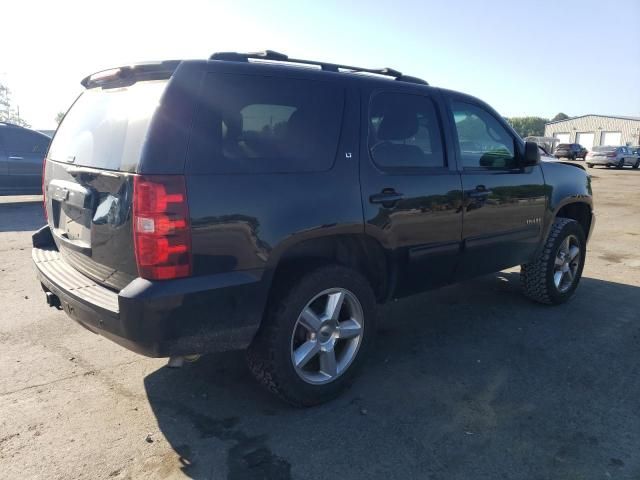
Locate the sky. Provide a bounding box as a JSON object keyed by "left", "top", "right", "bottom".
{"left": 1, "top": 0, "right": 639, "bottom": 129}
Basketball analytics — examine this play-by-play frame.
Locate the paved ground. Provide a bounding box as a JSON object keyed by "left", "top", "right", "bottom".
{"left": 1, "top": 166, "right": 639, "bottom": 480}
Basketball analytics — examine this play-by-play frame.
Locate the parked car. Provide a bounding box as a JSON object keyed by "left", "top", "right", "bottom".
{"left": 586, "top": 146, "right": 639, "bottom": 169}
{"left": 0, "top": 122, "right": 50, "bottom": 195}
{"left": 32, "top": 51, "right": 595, "bottom": 406}
{"left": 553, "top": 143, "right": 588, "bottom": 160}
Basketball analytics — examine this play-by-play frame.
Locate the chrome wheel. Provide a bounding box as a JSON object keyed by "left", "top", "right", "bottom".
{"left": 553, "top": 234, "right": 581, "bottom": 293}
{"left": 290, "top": 288, "right": 364, "bottom": 385}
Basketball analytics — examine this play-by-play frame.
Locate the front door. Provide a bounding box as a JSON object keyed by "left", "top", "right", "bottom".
{"left": 445, "top": 96, "right": 547, "bottom": 279}
{"left": 360, "top": 89, "right": 463, "bottom": 297}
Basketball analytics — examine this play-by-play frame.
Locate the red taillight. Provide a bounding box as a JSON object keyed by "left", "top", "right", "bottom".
{"left": 133, "top": 175, "right": 192, "bottom": 280}
{"left": 42, "top": 156, "right": 47, "bottom": 221}
{"left": 606, "top": 152, "right": 616, "bottom": 158}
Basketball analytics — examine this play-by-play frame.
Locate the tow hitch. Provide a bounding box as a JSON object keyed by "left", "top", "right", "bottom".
{"left": 45, "top": 290, "right": 62, "bottom": 310}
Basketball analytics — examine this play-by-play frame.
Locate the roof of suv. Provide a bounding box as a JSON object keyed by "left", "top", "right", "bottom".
{"left": 81, "top": 50, "right": 431, "bottom": 91}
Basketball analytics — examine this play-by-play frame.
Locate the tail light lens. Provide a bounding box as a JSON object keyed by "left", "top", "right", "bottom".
{"left": 606, "top": 152, "right": 616, "bottom": 157}
{"left": 133, "top": 175, "right": 192, "bottom": 280}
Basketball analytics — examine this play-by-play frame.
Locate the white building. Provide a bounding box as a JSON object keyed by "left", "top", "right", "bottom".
{"left": 544, "top": 115, "right": 640, "bottom": 150}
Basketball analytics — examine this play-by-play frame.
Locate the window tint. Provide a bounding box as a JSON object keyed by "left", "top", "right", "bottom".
{"left": 3, "top": 128, "right": 50, "bottom": 154}
{"left": 451, "top": 101, "right": 516, "bottom": 169}
{"left": 189, "top": 74, "right": 344, "bottom": 173}
{"left": 368, "top": 92, "right": 445, "bottom": 169}
{"left": 48, "top": 80, "right": 167, "bottom": 171}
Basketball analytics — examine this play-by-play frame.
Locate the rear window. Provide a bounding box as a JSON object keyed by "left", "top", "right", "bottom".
{"left": 48, "top": 80, "right": 168, "bottom": 172}
{"left": 556, "top": 144, "right": 569, "bottom": 148}
{"left": 593, "top": 146, "right": 616, "bottom": 152}
{"left": 187, "top": 73, "right": 344, "bottom": 173}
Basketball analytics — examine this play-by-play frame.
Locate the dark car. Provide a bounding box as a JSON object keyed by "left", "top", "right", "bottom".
{"left": 33, "top": 51, "right": 595, "bottom": 406}
{"left": 553, "top": 143, "right": 587, "bottom": 160}
{"left": 0, "top": 122, "right": 50, "bottom": 195}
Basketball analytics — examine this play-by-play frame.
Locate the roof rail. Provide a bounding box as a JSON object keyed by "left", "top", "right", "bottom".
{"left": 209, "top": 50, "right": 428, "bottom": 85}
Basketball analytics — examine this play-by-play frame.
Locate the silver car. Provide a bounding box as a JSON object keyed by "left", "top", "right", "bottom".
{"left": 586, "top": 146, "right": 639, "bottom": 169}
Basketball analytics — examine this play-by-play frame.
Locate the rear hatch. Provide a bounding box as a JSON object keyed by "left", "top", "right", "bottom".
{"left": 44, "top": 73, "right": 170, "bottom": 291}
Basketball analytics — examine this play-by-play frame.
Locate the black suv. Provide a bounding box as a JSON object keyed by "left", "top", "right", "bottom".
{"left": 33, "top": 51, "right": 594, "bottom": 406}
{"left": 553, "top": 143, "right": 587, "bottom": 160}
{"left": 0, "top": 122, "right": 51, "bottom": 195}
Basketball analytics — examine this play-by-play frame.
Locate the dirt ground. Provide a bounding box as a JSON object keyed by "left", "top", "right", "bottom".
{"left": 0, "top": 166, "right": 639, "bottom": 480}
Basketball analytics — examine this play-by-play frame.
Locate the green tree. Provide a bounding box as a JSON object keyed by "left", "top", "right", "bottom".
{"left": 505, "top": 116, "right": 548, "bottom": 138}
{"left": 551, "top": 112, "right": 570, "bottom": 122}
{"left": 0, "top": 82, "right": 30, "bottom": 127}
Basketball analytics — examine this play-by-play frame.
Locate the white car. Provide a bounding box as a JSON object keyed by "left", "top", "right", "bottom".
{"left": 586, "top": 146, "right": 639, "bottom": 169}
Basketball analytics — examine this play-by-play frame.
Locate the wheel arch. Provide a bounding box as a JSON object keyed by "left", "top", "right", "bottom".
{"left": 554, "top": 200, "right": 593, "bottom": 240}
{"left": 264, "top": 234, "right": 392, "bottom": 304}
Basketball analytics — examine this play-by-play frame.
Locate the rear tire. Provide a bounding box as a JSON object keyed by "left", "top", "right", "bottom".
{"left": 521, "top": 218, "right": 586, "bottom": 305}
{"left": 633, "top": 160, "right": 639, "bottom": 169}
{"left": 247, "top": 265, "right": 376, "bottom": 407}
{"left": 616, "top": 160, "right": 624, "bottom": 169}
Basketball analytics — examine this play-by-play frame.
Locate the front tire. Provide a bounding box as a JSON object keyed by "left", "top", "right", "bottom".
{"left": 633, "top": 160, "right": 639, "bottom": 169}
{"left": 247, "top": 265, "right": 376, "bottom": 407}
{"left": 521, "top": 218, "right": 586, "bottom": 305}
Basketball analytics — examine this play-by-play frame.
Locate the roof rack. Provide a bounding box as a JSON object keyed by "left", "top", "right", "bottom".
{"left": 209, "top": 50, "right": 428, "bottom": 85}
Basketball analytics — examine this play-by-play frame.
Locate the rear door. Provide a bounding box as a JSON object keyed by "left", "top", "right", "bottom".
{"left": 44, "top": 77, "right": 171, "bottom": 290}
{"left": 444, "top": 95, "right": 547, "bottom": 279}
{"left": 360, "top": 88, "right": 463, "bottom": 296}
{"left": 3, "top": 128, "right": 49, "bottom": 193}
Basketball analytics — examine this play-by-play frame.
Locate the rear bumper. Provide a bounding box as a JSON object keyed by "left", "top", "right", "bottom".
{"left": 587, "top": 157, "right": 614, "bottom": 165}
{"left": 32, "top": 226, "right": 267, "bottom": 357}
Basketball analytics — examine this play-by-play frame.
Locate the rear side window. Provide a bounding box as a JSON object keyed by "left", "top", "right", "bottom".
{"left": 188, "top": 73, "right": 344, "bottom": 173}
{"left": 3, "top": 128, "right": 49, "bottom": 153}
{"left": 368, "top": 92, "right": 445, "bottom": 169}
{"left": 48, "top": 80, "right": 168, "bottom": 172}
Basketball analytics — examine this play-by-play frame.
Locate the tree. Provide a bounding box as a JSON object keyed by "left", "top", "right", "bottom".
{"left": 0, "top": 81, "right": 30, "bottom": 127}
{"left": 505, "top": 116, "right": 548, "bottom": 138}
{"left": 55, "top": 111, "right": 66, "bottom": 124}
{"left": 551, "top": 112, "right": 570, "bottom": 122}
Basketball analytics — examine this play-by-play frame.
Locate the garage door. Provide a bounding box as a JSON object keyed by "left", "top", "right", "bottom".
{"left": 576, "top": 132, "right": 595, "bottom": 151}
{"left": 554, "top": 132, "right": 570, "bottom": 144}
{"left": 601, "top": 131, "right": 621, "bottom": 146}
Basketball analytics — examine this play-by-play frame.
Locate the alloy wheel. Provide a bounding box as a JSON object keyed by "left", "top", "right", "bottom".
{"left": 553, "top": 234, "right": 581, "bottom": 293}
{"left": 290, "top": 288, "right": 364, "bottom": 385}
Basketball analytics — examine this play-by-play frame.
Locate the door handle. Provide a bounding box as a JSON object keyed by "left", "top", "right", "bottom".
{"left": 468, "top": 185, "right": 491, "bottom": 199}
{"left": 370, "top": 189, "right": 404, "bottom": 205}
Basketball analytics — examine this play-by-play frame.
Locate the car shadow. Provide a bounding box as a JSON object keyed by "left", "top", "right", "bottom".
{"left": 144, "top": 273, "right": 640, "bottom": 479}
{"left": 0, "top": 202, "right": 45, "bottom": 233}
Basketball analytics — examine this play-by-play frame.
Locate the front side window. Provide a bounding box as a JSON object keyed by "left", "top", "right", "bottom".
{"left": 190, "top": 74, "right": 344, "bottom": 173}
{"left": 451, "top": 101, "right": 516, "bottom": 169}
{"left": 368, "top": 92, "right": 445, "bottom": 169}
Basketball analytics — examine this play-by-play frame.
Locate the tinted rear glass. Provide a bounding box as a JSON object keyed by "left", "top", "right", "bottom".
{"left": 188, "top": 73, "right": 344, "bottom": 173}
{"left": 48, "top": 80, "right": 167, "bottom": 172}
{"left": 556, "top": 144, "right": 569, "bottom": 148}
{"left": 593, "top": 146, "right": 615, "bottom": 152}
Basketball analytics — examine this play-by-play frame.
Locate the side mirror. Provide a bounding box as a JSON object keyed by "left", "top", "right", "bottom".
{"left": 523, "top": 141, "right": 540, "bottom": 166}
